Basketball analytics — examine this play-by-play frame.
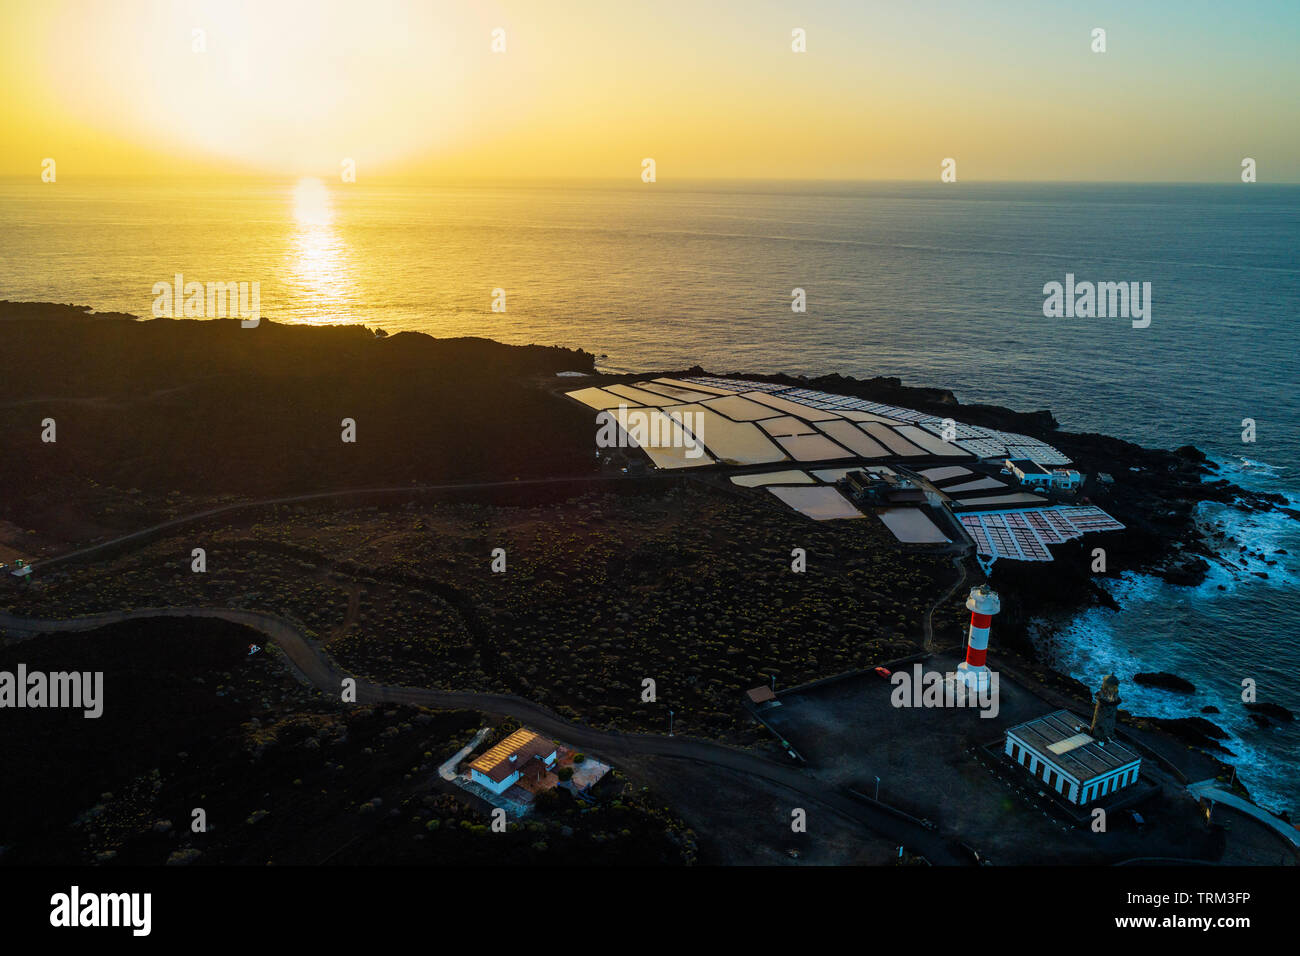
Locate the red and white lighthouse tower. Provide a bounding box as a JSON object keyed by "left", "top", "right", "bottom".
{"left": 956, "top": 584, "right": 1000, "bottom": 690}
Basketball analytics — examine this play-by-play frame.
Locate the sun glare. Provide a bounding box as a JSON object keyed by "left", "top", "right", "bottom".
{"left": 286, "top": 177, "right": 353, "bottom": 323}
{"left": 293, "top": 178, "right": 333, "bottom": 226}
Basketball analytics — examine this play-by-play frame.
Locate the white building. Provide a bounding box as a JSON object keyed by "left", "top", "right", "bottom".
{"left": 1005, "top": 458, "right": 1054, "bottom": 488}
{"left": 467, "top": 728, "right": 558, "bottom": 795}
{"left": 1049, "top": 468, "right": 1084, "bottom": 491}
{"left": 1004, "top": 710, "right": 1141, "bottom": 805}
{"left": 1005, "top": 459, "right": 1083, "bottom": 493}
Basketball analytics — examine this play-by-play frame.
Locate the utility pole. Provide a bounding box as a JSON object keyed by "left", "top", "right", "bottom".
{"left": 668, "top": 709, "right": 674, "bottom": 737}
{"left": 875, "top": 776, "right": 881, "bottom": 801}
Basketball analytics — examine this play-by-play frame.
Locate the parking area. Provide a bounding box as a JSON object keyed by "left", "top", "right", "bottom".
{"left": 757, "top": 656, "right": 1224, "bottom": 863}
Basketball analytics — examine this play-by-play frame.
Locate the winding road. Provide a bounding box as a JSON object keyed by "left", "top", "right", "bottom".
{"left": 1188, "top": 779, "right": 1300, "bottom": 848}
{"left": 3, "top": 473, "right": 994, "bottom": 861}
{"left": 0, "top": 605, "right": 967, "bottom": 865}
{"left": 12, "top": 480, "right": 1292, "bottom": 863}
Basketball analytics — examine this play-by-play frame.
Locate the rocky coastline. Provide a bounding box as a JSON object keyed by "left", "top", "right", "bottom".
{"left": 661, "top": 365, "right": 1295, "bottom": 779}
{"left": 3, "top": 304, "right": 1292, "bottom": 791}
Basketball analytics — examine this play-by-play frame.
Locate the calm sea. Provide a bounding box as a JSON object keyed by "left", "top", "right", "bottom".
{"left": 2, "top": 178, "right": 1297, "bottom": 814}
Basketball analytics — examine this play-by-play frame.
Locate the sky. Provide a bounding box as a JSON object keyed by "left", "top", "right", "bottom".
{"left": 1, "top": 0, "right": 1297, "bottom": 182}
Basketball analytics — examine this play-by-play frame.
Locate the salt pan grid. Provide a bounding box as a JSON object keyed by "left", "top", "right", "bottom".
{"left": 693, "top": 380, "right": 940, "bottom": 425}
{"left": 687, "top": 377, "right": 786, "bottom": 393}
{"left": 958, "top": 506, "right": 1124, "bottom": 562}
{"left": 954, "top": 437, "right": 1013, "bottom": 459}
{"left": 1056, "top": 505, "right": 1126, "bottom": 533}
{"left": 675, "top": 378, "right": 1073, "bottom": 468}
{"left": 920, "top": 421, "right": 996, "bottom": 441}
{"left": 954, "top": 436, "right": 1073, "bottom": 467}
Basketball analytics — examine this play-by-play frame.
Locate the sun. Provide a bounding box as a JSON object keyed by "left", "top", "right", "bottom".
{"left": 293, "top": 178, "right": 333, "bottom": 227}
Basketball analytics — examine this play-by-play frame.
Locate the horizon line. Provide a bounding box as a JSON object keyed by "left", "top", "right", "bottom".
{"left": 3, "top": 175, "right": 1298, "bottom": 186}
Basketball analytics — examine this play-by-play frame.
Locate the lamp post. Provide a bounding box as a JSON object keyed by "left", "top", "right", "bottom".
{"left": 668, "top": 709, "right": 674, "bottom": 737}
{"left": 875, "top": 776, "right": 881, "bottom": 801}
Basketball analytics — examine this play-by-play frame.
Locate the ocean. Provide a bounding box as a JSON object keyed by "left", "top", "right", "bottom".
{"left": 2, "top": 178, "right": 1297, "bottom": 814}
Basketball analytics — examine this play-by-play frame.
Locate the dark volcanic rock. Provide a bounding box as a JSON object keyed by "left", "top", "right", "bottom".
{"left": 1133, "top": 672, "right": 1197, "bottom": 694}
{"left": 1142, "top": 716, "right": 1233, "bottom": 753}
{"left": 0, "top": 306, "right": 598, "bottom": 511}
{"left": 1158, "top": 557, "right": 1211, "bottom": 587}
{"left": 1200, "top": 705, "right": 1220, "bottom": 715}
{"left": 1244, "top": 701, "right": 1295, "bottom": 723}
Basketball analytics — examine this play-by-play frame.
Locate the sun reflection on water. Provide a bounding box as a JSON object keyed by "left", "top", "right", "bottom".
{"left": 286, "top": 177, "right": 353, "bottom": 323}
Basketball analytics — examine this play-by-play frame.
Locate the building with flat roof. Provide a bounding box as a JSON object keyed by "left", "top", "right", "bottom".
{"left": 1005, "top": 458, "right": 1053, "bottom": 487}
{"left": 1049, "top": 468, "right": 1084, "bottom": 491}
{"left": 839, "top": 469, "right": 925, "bottom": 506}
{"left": 1004, "top": 709, "right": 1141, "bottom": 805}
{"left": 468, "top": 728, "right": 558, "bottom": 795}
{"left": 1006, "top": 459, "right": 1084, "bottom": 493}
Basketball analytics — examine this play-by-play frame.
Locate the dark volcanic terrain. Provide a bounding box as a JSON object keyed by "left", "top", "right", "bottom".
{"left": 2, "top": 303, "right": 1294, "bottom": 865}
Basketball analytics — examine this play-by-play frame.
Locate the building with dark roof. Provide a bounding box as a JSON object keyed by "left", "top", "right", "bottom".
{"left": 839, "top": 469, "right": 925, "bottom": 506}
{"left": 1004, "top": 709, "right": 1141, "bottom": 805}
{"left": 1005, "top": 458, "right": 1052, "bottom": 486}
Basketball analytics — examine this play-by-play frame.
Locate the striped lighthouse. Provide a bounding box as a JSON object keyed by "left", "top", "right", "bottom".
{"left": 956, "top": 584, "right": 1000, "bottom": 690}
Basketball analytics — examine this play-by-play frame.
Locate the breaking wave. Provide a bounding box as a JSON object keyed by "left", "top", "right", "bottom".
{"left": 1033, "top": 455, "right": 1300, "bottom": 818}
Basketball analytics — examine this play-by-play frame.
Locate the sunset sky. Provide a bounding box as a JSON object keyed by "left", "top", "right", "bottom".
{"left": 2, "top": 0, "right": 1297, "bottom": 181}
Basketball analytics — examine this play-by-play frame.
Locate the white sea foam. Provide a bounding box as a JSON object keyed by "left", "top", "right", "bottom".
{"left": 1208, "top": 453, "right": 1298, "bottom": 504}
{"left": 1194, "top": 500, "right": 1300, "bottom": 595}
{"left": 1033, "top": 579, "right": 1295, "bottom": 816}
{"left": 1032, "top": 453, "right": 1300, "bottom": 817}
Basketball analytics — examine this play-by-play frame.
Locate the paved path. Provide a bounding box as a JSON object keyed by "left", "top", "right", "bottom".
{"left": 923, "top": 553, "right": 969, "bottom": 653}
{"left": 0, "top": 606, "right": 966, "bottom": 865}
{"left": 1188, "top": 779, "right": 1300, "bottom": 848}
{"left": 6, "top": 476, "right": 1294, "bottom": 863}
{"left": 438, "top": 726, "right": 491, "bottom": 782}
